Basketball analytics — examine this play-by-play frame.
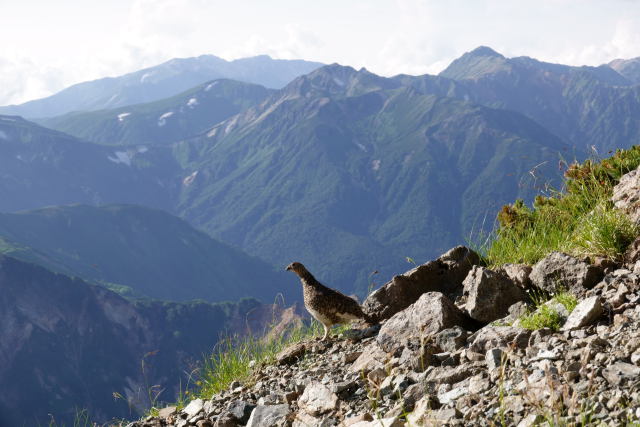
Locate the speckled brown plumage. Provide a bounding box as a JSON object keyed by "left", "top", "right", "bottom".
{"left": 286, "top": 261, "right": 370, "bottom": 340}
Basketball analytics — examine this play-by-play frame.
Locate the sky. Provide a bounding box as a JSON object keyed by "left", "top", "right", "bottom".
{"left": 1, "top": 0, "right": 640, "bottom": 106}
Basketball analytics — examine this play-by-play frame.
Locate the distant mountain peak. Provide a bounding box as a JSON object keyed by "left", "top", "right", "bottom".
{"left": 466, "top": 46, "right": 505, "bottom": 59}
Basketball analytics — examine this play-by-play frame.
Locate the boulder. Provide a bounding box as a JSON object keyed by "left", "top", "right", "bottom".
{"left": 612, "top": 166, "right": 640, "bottom": 224}
{"left": 463, "top": 266, "right": 527, "bottom": 323}
{"left": 246, "top": 404, "right": 289, "bottom": 427}
{"left": 363, "top": 246, "right": 480, "bottom": 322}
{"left": 530, "top": 252, "right": 603, "bottom": 295}
{"left": 562, "top": 296, "right": 603, "bottom": 331}
{"left": 376, "top": 292, "right": 469, "bottom": 352}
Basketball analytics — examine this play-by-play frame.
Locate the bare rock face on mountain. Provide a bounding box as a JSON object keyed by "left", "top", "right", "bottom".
{"left": 612, "top": 167, "right": 640, "bottom": 224}
{"left": 530, "top": 252, "right": 604, "bottom": 296}
{"left": 362, "top": 246, "right": 480, "bottom": 322}
{"left": 463, "top": 266, "right": 528, "bottom": 323}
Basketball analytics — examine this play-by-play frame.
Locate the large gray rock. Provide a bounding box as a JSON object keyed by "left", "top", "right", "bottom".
{"left": 363, "top": 246, "right": 480, "bottom": 322}
{"left": 612, "top": 166, "right": 640, "bottom": 224}
{"left": 246, "top": 404, "right": 289, "bottom": 427}
{"left": 530, "top": 252, "right": 603, "bottom": 295}
{"left": 562, "top": 296, "right": 603, "bottom": 330}
{"left": 376, "top": 292, "right": 469, "bottom": 352}
{"left": 463, "top": 266, "right": 527, "bottom": 323}
{"left": 297, "top": 382, "right": 338, "bottom": 416}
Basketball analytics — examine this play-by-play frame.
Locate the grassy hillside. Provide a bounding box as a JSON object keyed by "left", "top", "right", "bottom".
{"left": 484, "top": 146, "right": 640, "bottom": 265}
{"left": 0, "top": 204, "right": 290, "bottom": 303}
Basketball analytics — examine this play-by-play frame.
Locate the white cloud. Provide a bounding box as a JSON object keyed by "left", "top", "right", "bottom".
{"left": 1, "top": 0, "right": 640, "bottom": 105}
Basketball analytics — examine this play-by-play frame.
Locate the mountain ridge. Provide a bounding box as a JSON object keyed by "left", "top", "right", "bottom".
{"left": 0, "top": 54, "right": 323, "bottom": 118}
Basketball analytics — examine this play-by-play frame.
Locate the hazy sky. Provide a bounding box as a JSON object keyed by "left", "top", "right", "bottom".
{"left": 1, "top": 0, "right": 640, "bottom": 105}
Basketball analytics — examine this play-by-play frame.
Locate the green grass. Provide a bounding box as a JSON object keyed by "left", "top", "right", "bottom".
{"left": 190, "top": 320, "right": 355, "bottom": 400}
{"left": 483, "top": 146, "right": 640, "bottom": 266}
{"left": 518, "top": 290, "right": 578, "bottom": 331}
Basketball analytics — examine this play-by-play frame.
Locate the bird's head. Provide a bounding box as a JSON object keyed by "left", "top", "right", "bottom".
{"left": 285, "top": 261, "right": 306, "bottom": 275}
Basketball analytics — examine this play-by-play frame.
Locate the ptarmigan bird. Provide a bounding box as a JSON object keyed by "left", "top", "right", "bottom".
{"left": 285, "top": 261, "right": 371, "bottom": 340}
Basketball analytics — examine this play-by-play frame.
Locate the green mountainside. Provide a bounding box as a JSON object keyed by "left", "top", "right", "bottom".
{"left": 395, "top": 46, "right": 640, "bottom": 154}
{"left": 0, "top": 115, "right": 180, "bottom": 213}
{"left": 0, "top": 254, "right": 264, "bottom": 426}
{"left": 173, "top": 65, "right": 577, "bottom": 294}
{"left": 0, "top": 204, "right": 288, "bottom": 303}
{"left": 0, "top": 55, "right": 322, "bottom": 118}
{"left": 38, "top": 79, "right": 273, "bottom": 145}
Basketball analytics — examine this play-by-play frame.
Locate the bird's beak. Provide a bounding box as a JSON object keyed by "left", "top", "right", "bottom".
{"left": 285, "top": 265, "right": 291, "bottom": 271}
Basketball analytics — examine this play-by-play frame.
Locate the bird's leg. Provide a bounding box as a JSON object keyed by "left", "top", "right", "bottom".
{"left": 321, "top": 323, "right": 330, "bottom": 341}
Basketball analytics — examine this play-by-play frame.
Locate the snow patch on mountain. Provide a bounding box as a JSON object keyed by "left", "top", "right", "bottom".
{"left": 372, "top": 159, "right": 381, "bottom": 171}
{"left": 158, "top": 112, "right": 174, "bottom": 127}
{"left": 140, "top": 72, "right": 154, "bottom": 83}
{"left": 108, "top": 151, "right": 132, "bottom": 166}
{"left": 117, "top": 113, "right": 131, "bottom": 122}
{"left": 183, "top": 171, "right": 198, "bottom": 186}
{"left": 204, "top": 81, "right": 218, "bottom": 91}
{"left": 187, "top": 98, "right": 199, "bottom": 108}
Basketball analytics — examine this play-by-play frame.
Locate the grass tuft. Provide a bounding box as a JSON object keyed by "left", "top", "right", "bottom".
{"left": 483, "top": 147, "right": 640, "bottom": 266}
{"left": 518, "top": 290, "right": 578, "bottom": 331}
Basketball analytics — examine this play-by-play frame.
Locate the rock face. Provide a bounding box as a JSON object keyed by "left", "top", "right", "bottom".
{"left": 362, "top": 246, "right": 480, "bottom": 322}
{"left": 297, "top": 382, "right": 338, "bottom": 416}
{"left": 612, "top": 167, "right": 640, "bottom": 224}
{"left": 530, "top": 252, "right": 603, "bottom": 295}
{"left": 376, "top": 292, "right": 470, "bottom": 352}
{"left": 463, "top": 266, "right": 528, "bottom": 323}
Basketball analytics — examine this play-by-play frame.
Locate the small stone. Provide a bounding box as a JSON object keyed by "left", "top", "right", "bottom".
{"left": 517, "top": 414, "right": 544, "bottom": 427}
{"left": 276, "top": 342, "right": 307, "bottom": 365}
{"left": 158, "top": 406, "right": 177, "bottom": 419}
{"left": 343, "top": 351, "right": 362, "bottom": 364}
{"left": 367, "top": 367, "right": 387, "bottom": 384}
{"left": 343, "top": 413, "right": 374, "bottom": 426}
{"left": 297, "top": 381, "right": 338, "bottom": 416}
{"left": 562, "top": 296, "right": 603, "bottom": 330}
{"left": 183, "top": 399, "right": 204, "bottom": 418}
{"left": 486, "top": 348, "right": 503, "bottom": 371}
{"left": 226, "top": 400, "right": 255, "bottom": 424}
{"left": 213, "top": 412, "right": 236, "bottom": 427}
{"left": 602, "top": 361, "right": 640, "bottom": 386}
{"left": 245, "top": 404, "right": 289, "bottom": 427}
{"left": 435, "top": 326, "right": 469, "bottom": 353}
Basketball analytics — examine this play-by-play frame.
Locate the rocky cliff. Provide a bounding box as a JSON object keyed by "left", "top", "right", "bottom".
{"left": 136, "top": 165, "right": 640, "bottom": 426}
